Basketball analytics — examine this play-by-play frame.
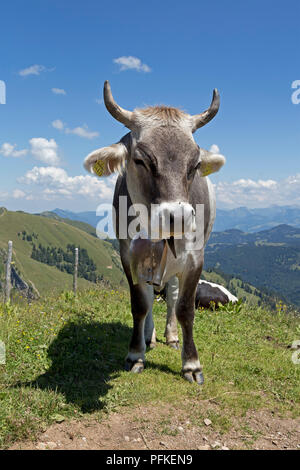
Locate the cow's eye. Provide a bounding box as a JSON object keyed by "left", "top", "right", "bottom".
{"left": 134, "top": 159, "right": 147, "bottom": 169}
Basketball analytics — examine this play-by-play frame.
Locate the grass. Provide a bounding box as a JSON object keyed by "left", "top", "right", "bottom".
{"left": 0, "top": 288, "right": 299, "bottom": 449}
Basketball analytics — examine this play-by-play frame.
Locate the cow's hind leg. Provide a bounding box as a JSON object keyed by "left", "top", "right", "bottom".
{"left": 164, "top": 276, "right": 180, "bottom": 349}
{"left": 125, "top": 283, "right": 153, "bottom": 373}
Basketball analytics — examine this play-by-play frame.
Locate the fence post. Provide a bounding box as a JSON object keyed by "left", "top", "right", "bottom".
{"left": 5, "top": 241, "right": 13, "bottom": 303}
{"left": 73, "top": 247, "right": 78, "bottom": 295}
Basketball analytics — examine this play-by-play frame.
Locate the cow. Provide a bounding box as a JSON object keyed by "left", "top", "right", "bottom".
{"left": 84, "top": 81, "right": 225, "bottom": 385}
{"left": 157, "top": 279, "right": 238, "bottom": 311}
{"left": 195, "top": 280, "right": 238, "bottom": 308}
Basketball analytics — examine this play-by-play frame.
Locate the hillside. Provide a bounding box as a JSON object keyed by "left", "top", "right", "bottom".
{"left": 205, "top": 225, "right": 300, "bottom": 307}
{"left": 0, "top": 208, "right": 125, "bottom": 296}
{"left": 202, "top": 269, "right": 281, "bottom": 309}
{"left": 37, "top": 211, "right": 98, "bottom": 238}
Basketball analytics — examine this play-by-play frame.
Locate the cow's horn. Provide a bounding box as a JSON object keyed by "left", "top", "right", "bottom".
{"left": 191, "top": 89, "right": 220, "bottom": 132}
{"left": 103, "top": 80, "right": 134, "bottom": 129}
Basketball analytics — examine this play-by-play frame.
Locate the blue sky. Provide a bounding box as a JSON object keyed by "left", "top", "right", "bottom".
{"left": 0, "top": 0, "right": 300, "bottom": 212}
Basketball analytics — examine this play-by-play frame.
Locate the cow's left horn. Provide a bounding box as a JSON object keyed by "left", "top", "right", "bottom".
{"left": 103, "top": 80, "right": 134, "bottom": 129}
{"left": 191, "top": 89, "right": 220, "bottom": 132}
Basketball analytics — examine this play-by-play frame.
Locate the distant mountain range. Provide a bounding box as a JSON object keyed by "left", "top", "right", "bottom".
{"left": 51, "top": 208, "right": 102, "bottom": 230}
{"left": 49, "top": 205, "right": 300, "bottom": 233}
{"left": 214, "top": 205, "right": 300, "bottom": 232}
{"left": 205, "top": 224, "right": 300, "bottom": 307}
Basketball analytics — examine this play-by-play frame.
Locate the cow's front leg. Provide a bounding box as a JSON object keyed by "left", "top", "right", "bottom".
{"left": 164, "top": 276, "right": 180, "bottom": 349}
{"left": 176, "top": 270, "right": 204, "bottom": 385}
{"left": 125, "top": 283, "right": 153, "bottom": 373}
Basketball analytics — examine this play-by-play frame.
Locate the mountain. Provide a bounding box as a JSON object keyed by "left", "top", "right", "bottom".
{"left": 49, "top": 205, "right": 300, "bottom": 234}
{"left": 214, "top": 205, "right": 300, "bottom": 232}
{"left": 0, "top": 208, "right": 125, "bottom": 297}
{"left": 208, "top": 224, "right": 300, "bottom": 248}
{"left": 205, "top": 224, "right": 300, "bottom": 307}
{"left": 51, "top": 208, "right": 103, "bottom": 228}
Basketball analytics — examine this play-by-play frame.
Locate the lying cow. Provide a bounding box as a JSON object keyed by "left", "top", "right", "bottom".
{"left": 84, "top": 81, "right": 225, "bottom": 385}
{"left": 157, "top": 279, "right": 238, "bottom": 310}
{"left": 195, "top": 280, "right": 238, "bottom": 309}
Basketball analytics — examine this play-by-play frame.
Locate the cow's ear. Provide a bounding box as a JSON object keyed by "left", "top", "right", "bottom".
{"left": 84, "top": 133, "right": 131, "bottom": 177}
{"left": 198, "top": 148, "right": 226, "bottom": 177}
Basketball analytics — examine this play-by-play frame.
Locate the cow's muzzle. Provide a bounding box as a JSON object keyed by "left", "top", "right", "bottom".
{"left": 151, "top": 202, "right": 196, "bottom": 240}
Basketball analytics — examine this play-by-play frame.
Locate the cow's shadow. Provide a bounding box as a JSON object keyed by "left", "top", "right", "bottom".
{"left": 16, "top": 319, "right": 178, "bottom": 413}
{"left": 16, "top": 320, "right": 133, "bottom": 413}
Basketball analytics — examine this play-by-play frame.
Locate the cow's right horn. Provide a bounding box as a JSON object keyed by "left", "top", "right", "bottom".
{"left": 103, "top": 81, "right": 134, "bottom": 129}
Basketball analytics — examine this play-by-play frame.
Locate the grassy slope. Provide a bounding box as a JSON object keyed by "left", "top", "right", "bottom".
{"left": 0, "top": 289, "right": 299, "bottom": 448}
{"left": 38, "top": 211, "right": 98, "bottom": 238}
{"left": 0, "top": 209, "right": 124, "bottom": 294}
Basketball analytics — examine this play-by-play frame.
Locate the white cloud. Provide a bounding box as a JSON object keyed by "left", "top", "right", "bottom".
{"left": 19, "top": 166, "right": 114, "bottom": 201}
{"left": 95, "top": 98, "right": 103, "bottom": 105}
{"left": 18, "top": 64, "right": 54, "bottom": 77}
{"left": 52, "top": 120, "right": 99, "bottom": 139}
{"left": 214, "top": 174, "right": 300, "bottom": 208}
{"left": 114, "top": 56, "right": 151, "bottom": 73}
{"left": 0, "top": 142, "right": 28, "bottom": 158}
{"left": 29, "top": 138, "right": 60, "bottom": 166}
{"left": 12, "top": 189, "right": 26, "bottom": 199}
{"left": 209, "top": 144, "right": 220, "bottom": 154}
{"left": 52, "top": 119, "right": 65, "bottom": 130}
{"left": 65, "top": 125, "right": 99, "bottom": 139}
{"left": 51, "top": 88, "right": 66, "bottom": 95}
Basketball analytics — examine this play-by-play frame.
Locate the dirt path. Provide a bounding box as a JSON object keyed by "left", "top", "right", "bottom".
{"left": 9, "top": 404, "right": 300, "bottom": 450}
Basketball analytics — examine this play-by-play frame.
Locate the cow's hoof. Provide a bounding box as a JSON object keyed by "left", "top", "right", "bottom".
{"left": 146, "top": 340, "right": 156, "bottom": 349}
{"left": 182, "top": 370, "right": 204, "bottom": 386}
{"left": 167, "top": 340, "right": 180, "bottom": 350}
{"left": 125, "top": 358, "right": 145, "bottom": 373}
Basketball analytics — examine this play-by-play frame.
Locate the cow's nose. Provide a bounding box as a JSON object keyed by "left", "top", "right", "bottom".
{"left": 151, "top": 202, "right": 196, "bottom": 239}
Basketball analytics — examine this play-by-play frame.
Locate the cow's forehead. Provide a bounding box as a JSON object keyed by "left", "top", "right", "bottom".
{"left": 132, "top": 122, "right": 198, "bottom": 159}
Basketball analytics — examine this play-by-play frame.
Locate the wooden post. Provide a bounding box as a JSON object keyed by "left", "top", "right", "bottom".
{"left": 5, "top": 241, "right": 13, "bottom": 303}
{"left": 73, "top": 247, "right": 78, "bottom": 295}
